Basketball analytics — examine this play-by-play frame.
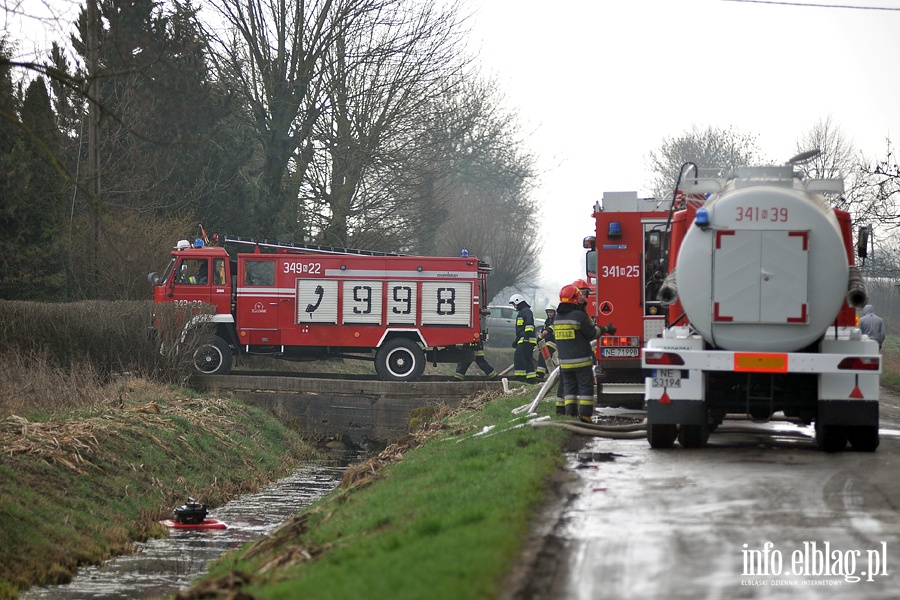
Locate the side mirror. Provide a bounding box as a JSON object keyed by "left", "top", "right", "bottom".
{"left": 586, "top": 250, "right": 597, "bottom": 278}
{"left": 857, "top": 225, "right": 870, "bottom": 259}
{"left": 148, "top": 272, "right": 161, "bottom": 286}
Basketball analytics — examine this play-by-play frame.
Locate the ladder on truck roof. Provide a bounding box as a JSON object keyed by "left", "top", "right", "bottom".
{"left": 221, "top": 236, "right": 492, "bottom": 272}
{"left": 222, "top": 235, "right": 403, "bottom": 257}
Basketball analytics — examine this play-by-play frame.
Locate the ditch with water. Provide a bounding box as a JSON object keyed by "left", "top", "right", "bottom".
{"left": 22, "top": 449, "right": 361, "bottom": 600}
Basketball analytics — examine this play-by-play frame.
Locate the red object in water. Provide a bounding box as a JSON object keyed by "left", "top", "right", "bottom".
{"left": 160, "top": 519, "right": 228, "bottom": 530}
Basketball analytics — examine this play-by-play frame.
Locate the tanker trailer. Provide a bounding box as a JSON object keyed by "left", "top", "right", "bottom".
{"left": 642, "top": 157, "right": 879, "bottom": 452}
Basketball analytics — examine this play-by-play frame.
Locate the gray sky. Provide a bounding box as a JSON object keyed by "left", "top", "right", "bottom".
{"left": 467, "top": 0, "right": 900, "bottom": 294}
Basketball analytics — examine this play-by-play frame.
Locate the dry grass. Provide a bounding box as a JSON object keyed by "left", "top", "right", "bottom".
{"left": 0, "top": 351, "right": 109, "bottom": 419}
{"left": 0, "top": 377, "right": 240, "bottom": 473}
{"left": 0, "top": 300, "right": 218, "bottom": 420}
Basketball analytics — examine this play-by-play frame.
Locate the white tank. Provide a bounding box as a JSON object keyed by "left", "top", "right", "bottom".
{"left": 675, "top": 167, "right": 848, "bottom": 352}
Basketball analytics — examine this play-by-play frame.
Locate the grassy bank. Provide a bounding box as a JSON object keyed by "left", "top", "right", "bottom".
{"left": 0, "top": 379, "right": 318, "bottom": 600}
{"left": 879, "top": 335, "right": 900, "bottom": 390}
{"left": 178, "top": 389, "right": 569, "bottom": 600}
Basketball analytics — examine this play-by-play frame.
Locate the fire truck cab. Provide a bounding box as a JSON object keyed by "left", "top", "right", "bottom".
{"left": 150, "top": 237, "right": 491, "bottom": 381}
{"left": 584, "top": 192, "right": 670, "bottom": 407}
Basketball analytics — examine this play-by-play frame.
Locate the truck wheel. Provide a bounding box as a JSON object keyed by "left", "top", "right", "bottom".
{"left": 193, "top": 336, "right": 233, "bottom": 375}
{"left": 678, "top": 423, "right": 709, "bottom": 448}
{"left": 815, "top": 422, "right": 847, "bottom": 452}
{"left": 846, "top": 425, "right": 879, "bottom": 452}
{"left": 375, "top": 338, "right": 426, "bottom": 382}
{"left": 647, "top": 424, "right": 677, "bottom": 449}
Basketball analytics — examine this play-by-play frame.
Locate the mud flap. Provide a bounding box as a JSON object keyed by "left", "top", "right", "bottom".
{"left": 646, "top": 399, "right": 706, "bottom": 426}
{"left": 817, "top": 399, "right": 878, "bottom": 427}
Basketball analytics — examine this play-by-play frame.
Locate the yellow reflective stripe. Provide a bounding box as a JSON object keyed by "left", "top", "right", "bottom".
{"left": 560, "top": 360, "right": 593, "bottom": 369}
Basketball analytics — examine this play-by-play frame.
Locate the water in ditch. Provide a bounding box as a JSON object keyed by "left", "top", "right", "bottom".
{"left": 22, "top": 450, "right": 360, "bottom": 600}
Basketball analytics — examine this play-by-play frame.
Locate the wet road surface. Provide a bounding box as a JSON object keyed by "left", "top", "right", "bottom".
{"left": 525, "top": 388, "right": 900, "bottom": 599}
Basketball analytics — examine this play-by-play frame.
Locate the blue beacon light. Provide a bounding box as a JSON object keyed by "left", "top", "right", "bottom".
{"left": 694, "top": 208, "right": 710, "bottom": 229}
{"left": 608, "top": 221, "right": 622, "bottom": 239}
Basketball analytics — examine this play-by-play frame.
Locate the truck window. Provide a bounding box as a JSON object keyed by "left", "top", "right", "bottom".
{"left": 644, "top": 226, "right": 668, "bottom": 314}
{"left": 244, "top": 260, "right": 275, "bottom": 286}
{"left": 176, "top": 259, "right": 208, "bottom": 285}
{"left": 213, "top": 258, "right": 226, "bottom": 285}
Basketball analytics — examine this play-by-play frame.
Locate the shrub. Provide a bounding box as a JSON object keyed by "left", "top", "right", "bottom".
{"left": 0, "top": 300, "right": 214, "bottom": 418}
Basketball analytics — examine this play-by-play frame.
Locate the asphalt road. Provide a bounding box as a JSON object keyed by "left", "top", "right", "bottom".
{"left": 509, "top": 388, "right": 900, "bottom": 600}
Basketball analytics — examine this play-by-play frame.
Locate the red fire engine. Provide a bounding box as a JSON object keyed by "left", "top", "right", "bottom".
{"left": 582, "top": 192, "right": 671, "bottom": 407}
{"left": 149, "top": 236, "right": 492, "bottom": 381}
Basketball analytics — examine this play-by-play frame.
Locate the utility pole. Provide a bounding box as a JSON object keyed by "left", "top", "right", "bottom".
{"left": 87, "top": 0, "right": 101, "bottom": 295}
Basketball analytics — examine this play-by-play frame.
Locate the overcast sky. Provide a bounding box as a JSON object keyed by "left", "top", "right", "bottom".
{"left": 465, "top": 0, "right": 900, "bottom": 297}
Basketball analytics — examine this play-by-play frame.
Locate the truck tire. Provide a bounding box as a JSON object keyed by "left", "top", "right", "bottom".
{"left": 815, "top": 422, "right": 847, "bottom": 452}
{"left": 647, "top": 424, "right": 677, "bottom": 449}
{"left": 678, "top": 423, "right": 709, "bottom": 448}
{"left": 193, "top": 336, "right": 233, "bottom": 375}
{"left": 846, "top": 425, "right": 879, "bottom": 452}
{"left": 375, "top": 338, "right": 426, "bottom": 382}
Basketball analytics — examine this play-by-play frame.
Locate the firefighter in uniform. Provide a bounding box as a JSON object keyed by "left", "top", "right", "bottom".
{"left": 454, "top": 344, "right": 498, "bottom": 380}
{"left": 509, "top": 293, "right": 537, "bottom": 383}
{"left": 554, "top": 284, "right": 616, "bottom": 421}
{"left": 535, "top": 303, "right": 557, "bottom": 379}
{"left": 536, "top": 302, "right": 567, "bottom": 415}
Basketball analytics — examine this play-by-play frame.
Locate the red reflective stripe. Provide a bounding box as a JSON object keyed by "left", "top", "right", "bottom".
{"left": 787, "top": 303, "right": 807, "bottom": 323}
{"left": 714, "top": 302, "right": 733, "bottom": 322}
{"left": 716, "top": 230, "right": 735, "bottom": 249}
{"left": 788, "top": 230, "right": 808, "bottom": 251}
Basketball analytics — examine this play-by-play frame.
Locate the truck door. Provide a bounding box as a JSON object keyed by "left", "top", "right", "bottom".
{"left": 209, "top": 257, "right": 230, "bottom": 315}
{"left": 169, "top": 257, "right": 212, "bottom": 307}
{"left": 237, "top": 258, "right": 281, "bottom": 345}
{"left": 712, "top": 229, "right": 809, "bottom": 324}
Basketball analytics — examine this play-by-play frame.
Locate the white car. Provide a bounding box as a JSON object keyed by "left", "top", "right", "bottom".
{"left": 485, "top": 305, "right": 544, "bottom": 347}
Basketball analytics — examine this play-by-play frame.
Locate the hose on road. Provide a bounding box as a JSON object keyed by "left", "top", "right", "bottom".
{"left": 531, "top": 419, "right": 647, "bottom": 439}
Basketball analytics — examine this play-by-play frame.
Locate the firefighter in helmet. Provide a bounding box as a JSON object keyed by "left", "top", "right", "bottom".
{"left": 509, "top": 293, "right": 537, "bottom": 383}
{"left": 454, "top": 345, "right": 499, "bottom": 381}
{"left": 554, "top": 284, "right": 616, "bottom": 421}
{"left": 571, "top": 278, "right": 593, "bottom": 313}
{"left": 535, "top": 303, "right": 557, "bottom": 380}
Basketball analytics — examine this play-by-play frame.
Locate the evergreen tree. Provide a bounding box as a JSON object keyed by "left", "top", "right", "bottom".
{"left": 0, "top": 74, "right": 67, "bottom": 299}
{"left": 65, "top": 0, "right": 255, "bottom": 297}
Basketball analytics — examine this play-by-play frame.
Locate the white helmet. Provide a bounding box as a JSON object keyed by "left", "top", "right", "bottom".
{"left": 545, "top": 302, "right": 557, "bottom": 312}
{"left": 175, "top": 239, "right": 191, "bottom": 250}
{"left": 509, "top": 293, "right": 525, "bottom": 306}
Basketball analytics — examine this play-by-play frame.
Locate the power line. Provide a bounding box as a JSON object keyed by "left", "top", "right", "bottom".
{"left": 725, "top": 0, "right": 900, "bottom": 10}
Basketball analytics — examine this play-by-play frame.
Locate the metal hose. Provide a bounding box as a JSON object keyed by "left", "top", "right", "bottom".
{"left": 658, "top": 270, "right": 679, "bottom": 305}
{"left": 846, "top": 265, "right": 868, "bottom": 308}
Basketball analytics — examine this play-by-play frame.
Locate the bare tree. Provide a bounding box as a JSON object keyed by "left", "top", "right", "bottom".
{"left": 793, "top": 115, "right": 856, "bottom": 180}
{"left": 645, "top": 125, "right": 763, "bottom": 200}
{"left": 202, "top": 0, "right": 376, "bottom": 234}
{"left": 422, "top": 76, "right": 541, "bottom": 293}
{"left": 307, "top": 0, "right": 467, "bottom": 247}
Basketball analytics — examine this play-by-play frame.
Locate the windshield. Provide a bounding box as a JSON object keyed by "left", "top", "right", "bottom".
{"left": 161, "top": 258, "right": 177, "bottom": 285}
